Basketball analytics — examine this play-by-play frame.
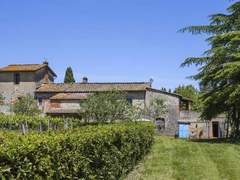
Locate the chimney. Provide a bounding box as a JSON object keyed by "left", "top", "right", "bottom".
{"left": 149, "top": 78, "right": 154, "bottom": 87}
{"left": 43, "top": 59, "right": 49, "bottom": 66}
{"left": 82, "top": 77, "right": 88, "bottom": 83}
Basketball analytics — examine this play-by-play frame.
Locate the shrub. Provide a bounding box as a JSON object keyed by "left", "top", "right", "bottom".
{"left": 11, "top": 94, "right": 40, "bottom": 116}
{"left": 0, "top": 122, "right": 154, "bottom": 179}
{"left": 0, "top": 114, "right": 82, "bottom": 132}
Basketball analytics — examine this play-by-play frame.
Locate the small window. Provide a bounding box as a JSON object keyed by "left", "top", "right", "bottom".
{"left": 14, "top": 73, "right": 20, "bottom": 84}
{"left": 38, "top": 98, "right": 43, "bottom": 106}
{"left": 127, "top": 98, "right": 133, "bottom": 105}
{"left": 155, "top": 118, "right": 165, "bottom": 131}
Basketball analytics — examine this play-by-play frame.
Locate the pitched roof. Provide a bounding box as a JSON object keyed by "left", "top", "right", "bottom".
{"left": 146, "top": 88, "right": 182, "bottom": 98}
{"left": 0, "top": 64, "right": 57, "bottom": 77}
{"left": 36, "top": 82, "right": 151, "bottom": 93}
{"left": 50, "top": 93, "right": 90, "bottom": 100}
{"left": 36, "top": 82, "right": 193, "bottom": 102}
{"left": 181, "top": 96, "right": 193, "bottom": 102}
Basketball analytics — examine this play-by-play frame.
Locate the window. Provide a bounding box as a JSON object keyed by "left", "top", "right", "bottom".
{"left": 14, "top": 73, "right": 20, "bottom": 84}
{"left": 155, "top": 118, "right": 165, "bottom": 131}
{"left": 38, "top": 98, "right": 43, "bottom": 106}
{"left": 127, "top": 98, "right": 133, "bottom": 105}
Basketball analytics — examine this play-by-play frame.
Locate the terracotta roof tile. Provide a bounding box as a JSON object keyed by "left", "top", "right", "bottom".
{"left": 36, "top": 82, "right": 151, "bottom": 93}
{"left": 0, "top": 64, "right": 46, "bottom": 72}
{"left": 50, "top": 93, "right": 90, "bottom": 100}
{"left": 0, "top": 64, "right": 57, "bottom": 76}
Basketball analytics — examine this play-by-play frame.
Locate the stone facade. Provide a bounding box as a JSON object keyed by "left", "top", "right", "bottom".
{"left": 35, "top": 88, "right": 181, "bottom": 136}
{"left": 145, "top": 89, "right": 180, "bottom": 136}
{"left": 180, "top": 111, "right": 226, "bottom": 139}
{"left": 0, "top": 72, "right": 38, "bottom": 103}
{"left": 0, "top": 63, "right": 56, "bottom": 113}
{"left": 36, "top": 91, "right": 147, "bottom": 116}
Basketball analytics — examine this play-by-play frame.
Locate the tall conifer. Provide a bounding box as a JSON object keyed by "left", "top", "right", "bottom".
{"left": 64, "top": 67, "right": 75, "bottom": 83}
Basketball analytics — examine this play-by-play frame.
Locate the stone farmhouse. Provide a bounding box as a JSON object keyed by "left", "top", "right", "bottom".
{"left": 0, "top": 62, "right": 226, "bottom": 138}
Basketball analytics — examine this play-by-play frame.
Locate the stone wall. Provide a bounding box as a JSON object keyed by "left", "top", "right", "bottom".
{"left": 45, "top": 99, "right": 81, "bottom": 112}
{"left": 34, "top": 67, "right": 54, "bottom": 85}
{"left": 145, "top": 89, "right": 180, "bottom": 136}
{"left": 36, "top": 90, "right": 182, "bottom": 137}
{"left": 0, "top": 68, "right": 54, "bottom": 113}
{"left": 35, "top": 92, "right": 56, "bottom": 113}
{"left": 180, "top": 110, "right": 199, "bottom": 121}
{"left": 180, "top": 111, "right": 226, "bottom": 138}
{"left": 0, "top": 72, "right": 37, "bottom": 104}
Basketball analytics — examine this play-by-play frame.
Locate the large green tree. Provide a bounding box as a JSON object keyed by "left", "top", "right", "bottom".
{"left": 174, "top": 85, "right": 202, "bottom": 111}
{"left": 80, "top": 91, "right": 134, "bottom": 123}
{"left": 180, "top": 1, "right": 240, "bottom": 137}
{"left": 64, "top": 67, "right": 75, "bottom": 83}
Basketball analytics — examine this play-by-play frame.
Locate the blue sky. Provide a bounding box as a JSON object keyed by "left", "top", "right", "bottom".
{"left": 0, "top": 0, "right": 230, "bottom": 89}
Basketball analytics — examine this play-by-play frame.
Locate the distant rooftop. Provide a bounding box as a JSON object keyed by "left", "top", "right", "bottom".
{"left": 0, "top": 63, "right": 57, "bottom": 77}
{"left": 50, "top": 93, "right": 90, "bottom": 100}
{"left": 36, "top": 82, "right": 151, "bottom": 93}
{"left": 36, "top": 82, "right": 192, "bottom": 101}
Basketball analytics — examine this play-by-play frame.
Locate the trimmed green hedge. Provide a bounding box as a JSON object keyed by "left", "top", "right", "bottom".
{"left": 0, "top": 122, "right": 154, "bottom": 179}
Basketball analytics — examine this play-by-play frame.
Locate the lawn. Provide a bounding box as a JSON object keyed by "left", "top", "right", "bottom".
{"left": 126, "top": 136, "right": 240, "bottom": 180}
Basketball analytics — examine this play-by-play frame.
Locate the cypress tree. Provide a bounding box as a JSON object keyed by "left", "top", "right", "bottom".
{"left": 64, "top": 67, "right": 75, "bottom": 83}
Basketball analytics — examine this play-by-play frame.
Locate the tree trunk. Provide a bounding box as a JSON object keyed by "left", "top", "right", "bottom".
{"left": 232, "top": 107, "right": 237, "bottom": 138}
{"left": 39, "top": 122, "right": 43, "bottom": 132}
{"left": 64, "top": 120, "right": 68, "bottom": 129}
{"left": 237, "top": 108, "right": 240, "bottom": 137}
{"left": 226, "top": 113, "right": 230, "bottom": 139}
{"left": 21, "top": 123, "right": 26, "bottom": 135}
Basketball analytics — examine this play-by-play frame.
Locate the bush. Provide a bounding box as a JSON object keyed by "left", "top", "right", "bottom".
{"left": 81, "top": 91, "right": 135, "bottom": 123}
{"left": 0, "top": 114, "right": 82, "bottom": 132}
{"left": 0, "top": 122, "right": 154, "bottom": 179}
{"left": 11, "top": 94, "right": 40, "bottom": 116}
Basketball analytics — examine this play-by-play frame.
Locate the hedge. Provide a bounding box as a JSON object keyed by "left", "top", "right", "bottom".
{"left": 0, "top": 114, "right": 82, "bottom": 132}
{"left": 0, "top": 122, "right": 154, "bottom": 179}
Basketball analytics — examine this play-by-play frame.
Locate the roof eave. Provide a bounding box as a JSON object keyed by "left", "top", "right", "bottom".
{"left": 146, "top": 87, "right": 182, "bottom": 98}
{"left": 35, "top": 89, "right": 147, "bottom": 93}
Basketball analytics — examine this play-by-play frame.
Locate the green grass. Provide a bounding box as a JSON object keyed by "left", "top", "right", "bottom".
{"left": 126, "top": 136, "right": 240, "bottom": 180}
